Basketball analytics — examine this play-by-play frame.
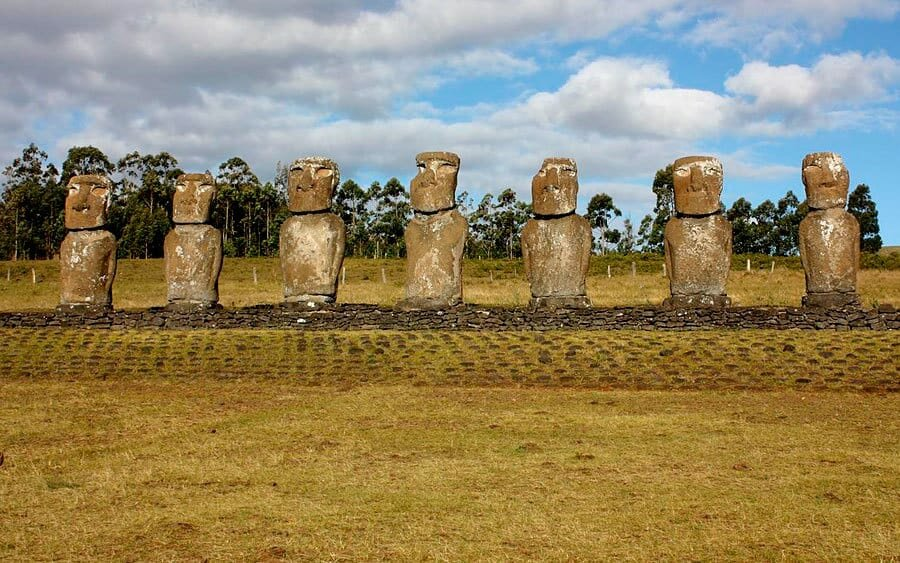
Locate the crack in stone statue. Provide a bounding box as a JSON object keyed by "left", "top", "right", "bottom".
{"left": 164, "top": 173, "right": 223, "bottom": 310}
{"left": 399, "top": 152, "right": 467, "bottom": 310}
{"left": 799, "top": 152, "right": 860, "bottom": 308}
{"left": 280, "top": 157, "right": 346, "bottom": 305}
{"left": 521, "top": 158, "right": 592, "bottom": 310}
{"left": 663, "top": 156, "right": 732, "bottom": 308}
{"left": 59, "top": 175, "right": 117, "bottom": 311}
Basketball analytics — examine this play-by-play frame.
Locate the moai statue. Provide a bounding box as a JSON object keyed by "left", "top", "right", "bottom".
{"left": 398, "top": 152, "right": 468, "bottom": 310}
{"left": 164, "top": 173, "right": 223, "bottom": 310}
{"left": 59, "top": 175, "right": 117, "bottom": 311}
{"left": 280, "top": 157, "right": 345, "bottom": 304}
{"left": 663, "top": 156, "right": 732, "bottom": 308}
{"left": 521, "top": 158, "right": 592, "bottom": 309}
{"left": 799, "top": 152, "right": 860, "bottom": 308}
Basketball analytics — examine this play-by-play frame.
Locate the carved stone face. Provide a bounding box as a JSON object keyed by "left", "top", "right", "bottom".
{"left": 802, "top": 152, "right": 849, "bottom": 210}
{"left": 532, "top": 158, "right": 578, "bottom": 216}
{"left": 410, "top": 152, "right": 460, "bottom": 212}
{"left": 673, "top": 156, "right": 723, "bottom": 216}
{"left": 173, "top": 173, "right": 216, "bottom": 224}
{"left": 65, "top": 175, "right": 111, "bottom": 230}
{"left": 288, "top": 157, "right": 339, "bottom": 213}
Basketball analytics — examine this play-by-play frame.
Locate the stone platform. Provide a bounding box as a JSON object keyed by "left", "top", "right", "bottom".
{"left": 0, "top": 303, "right": 897, "bottom": 331}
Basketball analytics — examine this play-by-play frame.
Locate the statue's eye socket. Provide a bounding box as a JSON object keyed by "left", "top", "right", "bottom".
{"left": 417, "top": 163, "right": 426, "bottom": 172}
{"left": 91, "top": 186, "right": 108, "bottom": 197}
{"left": 315, "top": 168, "right": 332, "bottom": 179}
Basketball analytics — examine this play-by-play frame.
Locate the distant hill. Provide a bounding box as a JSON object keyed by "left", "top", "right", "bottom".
{"left": 879, "top": 246, "right": 899, "bottom": 256}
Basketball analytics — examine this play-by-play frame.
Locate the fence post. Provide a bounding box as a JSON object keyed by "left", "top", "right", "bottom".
{"left": 381, "top": 267, "right": 387, "bottom": 284}
{"left": 253, "top": 267, "right": 258, "bottom": 285}
{"left": 631, "top": 262, "right": 636, "bottom": 277}
{"left": 31, "top": 268, "right": 36, "bottom": 284}
{"left": 607, "top": 265, "right": 611, "bottom": 278}
{"left": 746, "top": 258, "right": 751, "bottom": 272}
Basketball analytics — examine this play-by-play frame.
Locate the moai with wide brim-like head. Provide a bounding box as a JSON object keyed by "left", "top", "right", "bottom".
{"left": 399, "top": 151, "right": 468, "bottom": 310}
{"left": 59, "top": 175, "right": 117, "bottom": 311}
{"left": 521, "top": 158, "right": 592, "bottom": 309}
{"left": 663, "top": 156, "right": 732, "bottom": 308}
{"left": 799, "top": 152, "right": 860, "bottom": 308}
{"left": 280, "top": 157, "right": 346, "bottom": 305}
{"left": 164, "top": 173, "right": 223, "bottom": 310}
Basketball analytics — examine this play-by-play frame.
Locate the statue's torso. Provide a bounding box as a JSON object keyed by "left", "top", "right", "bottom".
{"left": 664, "top": 214, "right": 731, "bottom": 296}
{"left": 521, "top": 214, "right": 592, "bottom": 297}
{"left": 403, "top": 209, "right": 467, "bottom": 303}
{"left": 280, "top": 213, "right": 346, "bottom": 298}
{"left": 164, "top": 224, "right": 223, "bottom": 303}
{"left": 59, "top": 229, "right": 117, "bottom": 306}
{"left": 799, "top": 208, "right": 859, "bottom": 294}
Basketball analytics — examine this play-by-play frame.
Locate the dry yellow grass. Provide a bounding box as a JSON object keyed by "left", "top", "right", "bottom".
{"left": 1, "top": 257, "right": 898, "bottom": 310}
{"left": 1, "top": 380, "right": 897, "bottom": 561}
{"left": 1, "top": 325, "right": 898, "bottom": 559}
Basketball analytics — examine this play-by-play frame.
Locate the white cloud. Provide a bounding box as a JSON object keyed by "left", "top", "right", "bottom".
{"left": 684, "top": 0, "right": 899, "bottom": 51}
{"left": 500, "top": 58, "right": 732, "bottom": 138}
{"left": 725, "top": 52, "right": 900, "bottom": 133}
{"left": 1, "top": 1, "right": 898, "bottom": 232}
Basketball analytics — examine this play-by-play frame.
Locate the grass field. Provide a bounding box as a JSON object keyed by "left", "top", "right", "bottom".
{"left": 1, "top": 329, "right": 899, "bottom": 560}
{"left": 2, "top": 257, "right": 898, "bottom": 560}
{"left": 1, "top": 256, "right": 899, "bottom": 310}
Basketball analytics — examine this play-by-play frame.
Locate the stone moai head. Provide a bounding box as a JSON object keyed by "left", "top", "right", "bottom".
{"left": 65, "top": 175, "right": 112, "bottom": 230}
{"left": 173, "top": 173, "right": 216, "bottom": 224}
{"left": 802, "top": 152, "right": 849, "bottom": 210}
{"left": 288, "top": 157, "right": 340, "bottom": 213}
{"left": 532, "top": 158, "right": 578, "bottom": 216}
{"left": 673, "top": 156, "right": 723, "bottom": 216}
{"left": 410, "top": 151, "right": 460, "bottom": 212}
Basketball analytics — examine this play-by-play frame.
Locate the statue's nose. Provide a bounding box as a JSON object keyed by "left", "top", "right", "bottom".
{"left": 298, "top": 168, "right": 315, "bottom": 189}
{"left": 543, "top": 169, "right": 560, "bottom": 191}
{"left": 72, "top": 189, "right": 91, "bottom": 211}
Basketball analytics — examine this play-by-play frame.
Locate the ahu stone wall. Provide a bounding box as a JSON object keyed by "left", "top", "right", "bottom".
{"left": 1, "top": 304, "right": 896, "bottom": 331}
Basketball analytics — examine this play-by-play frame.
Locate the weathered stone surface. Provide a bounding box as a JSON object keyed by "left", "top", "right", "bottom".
{"left": 59, "top": 229, "right": 116, "bottom": 309}
{"left": 802, "top": 292, "right": 861, "bottom": 309}
{"left": 799, "top": 208, "right": 859, "bottom": 295}
{"left": 400, "top": 208, "right": 467, "bottom": 309}
{"left": 164, "top": 224, "right": 223, "bottom": 307}
{"left": 522, "top": 214, "right": 592, "bottom": 307}
{"left": 532, "top": 158, "right": 578, "bottom": 216}
{"left": 172, "top": 173, "right": 216, "bottom": 224}
{"left": 288, "top": 157, "right": 339, "bottom": 213}
{"left": 673, "top": 156, "right": 723, "bottom": 216}
{"left": 410, "top": 152, "right": 460, "bottom": 213}
{"left": 65, "top": 175, "right": 112, "bottom": 230}
{"left": 663, "top": 294, "right": 731, "bottom": 308}
{"left": 280, "top": 213, "right": 346, "bottom": 302}
{"left": 4, "top": 304, "right": 896, "bottom": 332}
{"left": 664, "top": 214, "right": 731, "bottom": 303}
{"left": 802, "top": 152, "right": 849, "bottom": 210}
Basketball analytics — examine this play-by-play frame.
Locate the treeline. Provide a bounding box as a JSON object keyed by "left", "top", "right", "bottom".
{"left": 0, "top": 144, "right": 884, "bottom": 261}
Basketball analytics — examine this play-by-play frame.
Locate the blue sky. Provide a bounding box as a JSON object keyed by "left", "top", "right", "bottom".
{"left": 2, "top": 0, "right": 899, "bottom": 243}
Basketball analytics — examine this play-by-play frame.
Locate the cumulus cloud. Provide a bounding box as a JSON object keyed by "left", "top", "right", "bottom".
{"left": 1, "top": 1, "right": 899, "bottom": 227}
{"left": 725, "top": 52, "right": 900, "bottom": 132}
{"left": 509, "top": 58, "right": 731, "bottom": 138}
{"left": 684, "top": 0, "right": 899, "bottom": 51}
